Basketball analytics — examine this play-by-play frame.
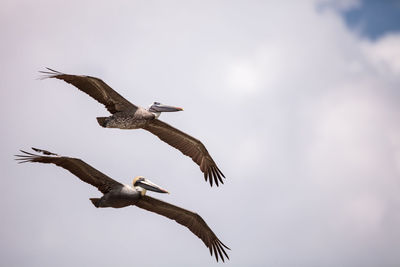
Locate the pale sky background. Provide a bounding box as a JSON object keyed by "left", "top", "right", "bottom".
{"left": 1, "top": 0, "right": 400, "bottom": 266}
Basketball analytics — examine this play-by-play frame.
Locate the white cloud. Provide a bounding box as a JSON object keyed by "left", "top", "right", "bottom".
{"left": 342, "top": 193, "right": 385, "bottom": 236}
{"left": 362, "top": 34, "right": 400, "bottom": 75}
{"left": 1, "top": 1, "right": 400, "bottom": 266}
{"left": 226, "top": 61, "right": 261, "bottom": 94}
{"left": 317, "top": 0, "right": 361, "bottom": 11}
{"left": 388, "top": 128, "right": 400, "bottom": 175}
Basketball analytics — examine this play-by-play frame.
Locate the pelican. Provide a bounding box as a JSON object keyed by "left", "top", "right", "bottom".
{"left": 39, "top": 68, "right": 225, "bottom": 186}
{"left": 15, "top": 148, "right": 230, "bottom": 262}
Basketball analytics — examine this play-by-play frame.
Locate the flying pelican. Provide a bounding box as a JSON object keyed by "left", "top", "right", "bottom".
{"left": 15, "top": 148, "right": 230, "bottom": 262}
{"left": 39, "top": 68, "right": 225, "bottom": 186}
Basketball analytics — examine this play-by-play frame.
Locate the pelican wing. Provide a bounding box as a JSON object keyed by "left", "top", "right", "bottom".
{"left": 136, "top": 195, "right": 230, "bottom": 262}
{"left": 143, "top": 119, "right": 225, "bottom": 186}
{"left": 15, "top": 148, "right": 123, "bottom": 194}
{"left": 40, "top": 68, "right": 137, "bottom": 114}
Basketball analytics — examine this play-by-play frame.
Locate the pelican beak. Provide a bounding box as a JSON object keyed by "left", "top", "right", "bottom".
{"left": 151, "top": 104, "right": 184, "bottom": 112}
{"left": 138, "top": 178, "right": 170, "bottom": 194}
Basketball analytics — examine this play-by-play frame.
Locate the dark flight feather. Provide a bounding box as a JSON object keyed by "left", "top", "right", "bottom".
{"left": 136, "top": 195, "right": 230, "bottom": 262}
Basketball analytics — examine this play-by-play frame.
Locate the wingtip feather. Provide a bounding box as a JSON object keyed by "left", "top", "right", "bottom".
{"left": 38, "top": 67, "right": 63, "bottom": 80}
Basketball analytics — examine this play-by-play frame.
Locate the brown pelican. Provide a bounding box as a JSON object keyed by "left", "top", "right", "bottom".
{"left": 39, "top": 68, "right": 225, "bottom": 187}
{"left": 15, "top": 147, "right": 230, "bottom": 262}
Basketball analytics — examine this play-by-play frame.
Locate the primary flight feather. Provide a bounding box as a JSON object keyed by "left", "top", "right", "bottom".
{"left": 40, "top": 68, "right": 225, "bottom": 187}
{"left": 15, "top": 148, "right": 230, "bottom": 262}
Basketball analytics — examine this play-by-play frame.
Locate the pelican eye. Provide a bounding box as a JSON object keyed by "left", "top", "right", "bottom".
{"left": 134, "top": 177, "right": 145, "bottom": 185}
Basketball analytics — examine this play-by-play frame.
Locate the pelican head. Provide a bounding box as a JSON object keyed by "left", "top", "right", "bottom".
{"left": 148, "top": 102, "right": 183, "bottom": 118}
{"left": 133, "top": 176, "right": 169, "bottom": 195}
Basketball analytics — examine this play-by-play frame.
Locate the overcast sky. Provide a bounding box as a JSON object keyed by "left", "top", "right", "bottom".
{"left": 1, "top": 0, "right": 400, "bottom": 266}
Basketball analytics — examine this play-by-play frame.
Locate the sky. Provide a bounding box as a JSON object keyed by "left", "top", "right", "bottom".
{"left": 1, "top": 0, "right": 400, "bottom": 266}
{"left": 341, "top": 0, "right": 400, "bottom": 40}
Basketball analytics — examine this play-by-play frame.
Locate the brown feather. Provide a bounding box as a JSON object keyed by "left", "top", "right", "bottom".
{"left": 39, "top": 68, "right": 137, "bottom": 114}
{"left": 15, "top": 149, "right": 122, "bottom": 194}
{"left": 143, "top": 119, "right": 225, "bottom": 186}
{"left": 136, "top": 195, "right": 230, "bottom": 262}
{"left": 39, "top": 68, "right": 226, "bottom": 186}
{"left": 15, "top": 148, "right": 230, "bottom": 261}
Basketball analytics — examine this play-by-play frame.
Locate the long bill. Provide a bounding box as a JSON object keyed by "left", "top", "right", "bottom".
{"left": 151, "top": 104, "right": 183, "bottom": 112}
{"left": 137, "top": 178, "right": 170, "bottom": 194}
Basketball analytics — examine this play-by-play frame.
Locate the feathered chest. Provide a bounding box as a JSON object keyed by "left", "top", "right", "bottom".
{"left": 106, "top": 109, "right": 155, "bottom": 129}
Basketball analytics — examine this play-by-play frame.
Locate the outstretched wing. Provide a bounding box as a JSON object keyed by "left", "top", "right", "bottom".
{"left": 15, "top": 148, "right": 123, "bottom": 194}
{"left": 143, "top": 119, "right": 225, "bottom": 186}
{"left": 39, "top": 68, "right": 137, "bottom": 114}
{"left": 136, "top": 195, "right": 230, "bottom": 262}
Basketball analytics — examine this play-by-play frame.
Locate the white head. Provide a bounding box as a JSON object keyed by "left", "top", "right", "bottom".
{"left": 148, "top": 102, "right": 184, "bottom": 118}
{"left": 133, "top": 176, "right": 169, "bottom": 196}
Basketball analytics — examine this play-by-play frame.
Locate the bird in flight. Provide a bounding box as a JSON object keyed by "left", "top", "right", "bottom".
{"left": 15, "top": 147, "right": 230, "bottom": 262}
{"left": 40, "top": 68, "right": 225, "bottom": 187}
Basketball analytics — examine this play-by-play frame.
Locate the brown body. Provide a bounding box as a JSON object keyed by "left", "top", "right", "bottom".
{"left": 97, "top": 108, "right": 154, "bottom": 129}
{"left": 15, "top": 148, "right": 230, "bottom": 262}
{"left": 40, "top": 68, "right": 225, "bottom": 186}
